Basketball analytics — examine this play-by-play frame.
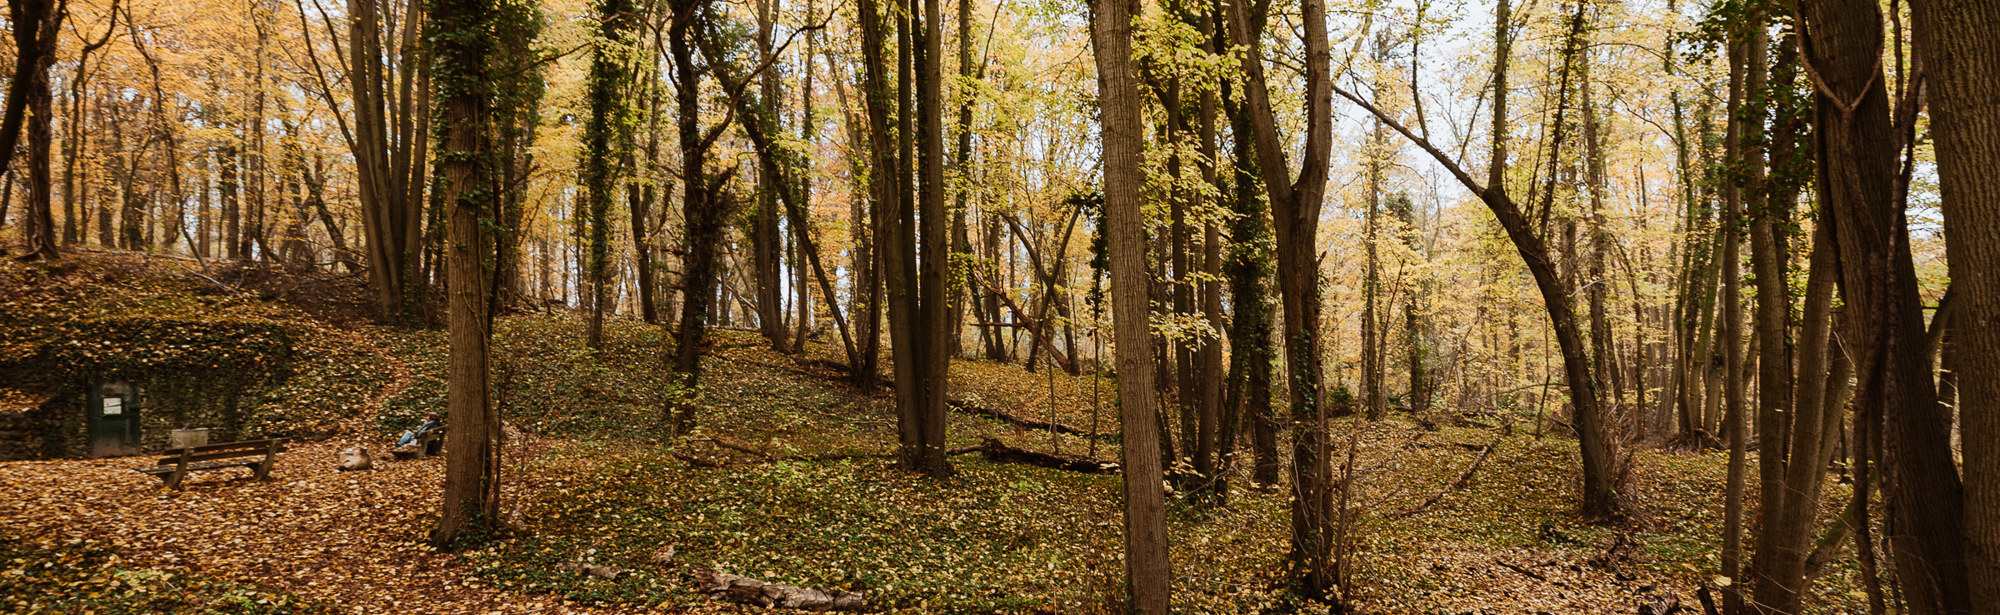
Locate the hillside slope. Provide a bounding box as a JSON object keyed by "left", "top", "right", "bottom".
{"left": 0, "top": 255, "right": 1868, "bottom": 613}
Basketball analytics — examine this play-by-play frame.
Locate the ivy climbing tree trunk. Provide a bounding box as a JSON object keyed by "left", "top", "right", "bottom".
{"left": 669, "top": 0, "right": 736, "bottom": 434}
{"left": 1227, "top": 0, "right": 1339, "bottom": 594}
{"left": 583, "top": 0, "right": 635, "bottom": 350}
{"left": 1222, "top": 83, "right": 1277, "bottom": 487}
{"left": 429, "top": 0, "right": 501, "bottom": 551}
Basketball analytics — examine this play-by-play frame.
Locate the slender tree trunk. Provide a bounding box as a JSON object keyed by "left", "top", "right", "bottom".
{"left": 1089, "top": 0, "right": 1170, "bottom": 606}
{"left": 1362, "top": 44, "right": 1386, "bottom": 420}
{"left": 1719, "top": 20, "right": 1764, "bottom": 614}
{"left": 749, "top": 0, "right": 787, "bottom": 351}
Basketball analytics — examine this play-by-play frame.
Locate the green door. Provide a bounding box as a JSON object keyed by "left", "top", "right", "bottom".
{"left": 88, "top": 381, "right": 141, "bottom": 457}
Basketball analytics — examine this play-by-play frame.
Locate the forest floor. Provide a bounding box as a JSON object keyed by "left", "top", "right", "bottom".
{"left": 0, "top": 254, "right": 1870, "bottom": 614}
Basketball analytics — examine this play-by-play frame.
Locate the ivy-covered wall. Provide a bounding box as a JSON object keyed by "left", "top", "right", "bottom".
{"left": 20, "top": 317, "right": 293, "bottom": 458}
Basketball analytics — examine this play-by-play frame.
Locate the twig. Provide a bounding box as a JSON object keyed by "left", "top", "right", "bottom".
{"left": 1494, "top": 558, "right": 1548, "bottom": 583}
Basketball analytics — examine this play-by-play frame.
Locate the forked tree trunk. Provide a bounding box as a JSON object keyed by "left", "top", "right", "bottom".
{"left": 1227, "top": 0, "right": 1339, "bottom": 594}
{"left": 1798, "top": 0, "right": 1970, "bottom": 611}
{"left": 2, "top": 0, "right": 64, "bottom": 261}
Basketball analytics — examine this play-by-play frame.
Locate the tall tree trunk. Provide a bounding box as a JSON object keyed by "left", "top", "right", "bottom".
{"left": 1089, "top": 0, "right": 1170, "bottom": 606}
{"left": 1798, "top": 0, "right": 1970, "bottom": 611}
{"left": 220, "top": 145, "right": 241, "bottom": 259}
{"left": 1227, "top": 0, "right": 1338, "bottom": 593}
{"left": 0, "top": 0, "right": 64, "bottom": 254}
{"left": 948, "top": 0, "right": 975, "bottom": 360}
{"left": 6, "top": 0, "right": 63, "bottom": 261}
{"left": 750, "top": 0, "right": 787, "bottom": 351}
{"left": 1361, "top": 64, "right": 1384, "bottom": 421}
{"left": 795, "top": 8, "right": 816, "bottom": 351}
{"left": 311, "top": 0, "right": 429, "bottom": 323}
{"left": 584, "top": 0, "right": 634, "bottom": 350}
{"left": 1911, "top": 0, "right": 2000, "bottom": 609}
{"left": 668, "top": 0, "right": 731, "bottom": 433}
{"left": 1222, "top": 79, "right": 1277, "bottom": 487}
{"left": 57, "top": 3, "right": 116, "bottom": 248}
{"left": 429, "top": 0, "right": 500, "bottom": 551}
{"left": 1190, "top": 6, "right": 1224, "bottom": 498}
{"left": 1393, "top": 194, "right": 1430, "bottom": 415}
{"left": 1719, "top": 19, "right": 1764, "bottom": 615}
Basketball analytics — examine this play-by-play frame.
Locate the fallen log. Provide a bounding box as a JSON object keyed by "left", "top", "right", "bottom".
{"left": 696, "top": 568, "right": 866, "bottom": 611}
{"left": 1387, "top": 438, "right": 1500, "bottom": 519}
{"left": 951, "top": 400, "right": 1115, "bottom": 441}
{"left": 797, "top": 357, "right": 1117, "bottom": 441}
{"left": 966, "top": 437, "right": 1118, "bottom": 474}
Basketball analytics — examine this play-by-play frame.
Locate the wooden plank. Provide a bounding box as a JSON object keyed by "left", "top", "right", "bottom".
{"left": 162, "top": 438, "right": 281, "bottom": 454}
{"left": 153, "top": 445, "right": 288, "bottom": 466}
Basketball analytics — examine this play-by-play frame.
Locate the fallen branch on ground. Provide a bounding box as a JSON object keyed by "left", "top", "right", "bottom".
{"left": 696, "top": 568, "right": 865, "bottom": 611}
{"left": 1388, "top": 438, "right": 1499, "bottom": 518}
{"left": 1494, "top": 558, "right": 1549, "bottom": 583}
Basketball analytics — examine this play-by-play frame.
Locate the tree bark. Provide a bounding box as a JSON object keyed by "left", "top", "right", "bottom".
{"left": 2, "top": 0, "right": 65, "bottom": 260}
{"left": 1910, "top": 0, "right": 2000, "bottom": 609}
{"left": 1222, "top": 83, "right": 1277, "bottom": 487}
{"left": 429, "top": 0, "right": 500, "bottom": 550}
{"left": 1227, "top": 0, "right": 1339, "bottom": 593}
{"left": 1090, "top": 0, "right": 1171, "bottom": 607}
{"left": 669, "top": 0, "right": 734, "bottom": 433}
{"left": 750, "top": 0, "right": 788, "bottom": 352}
{"left": 584, "top": 0, "right": 635, "bottom": 350}
{"left": 1798, "top": 0, "right": 1970, "bottom": 611}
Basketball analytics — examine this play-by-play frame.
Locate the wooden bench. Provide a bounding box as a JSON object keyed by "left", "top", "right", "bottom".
{"left": 137, "top": 438, "right": 286, "bottom": 490}
{"left": 392, "top": 427, "right": 445, "bottom": 460}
